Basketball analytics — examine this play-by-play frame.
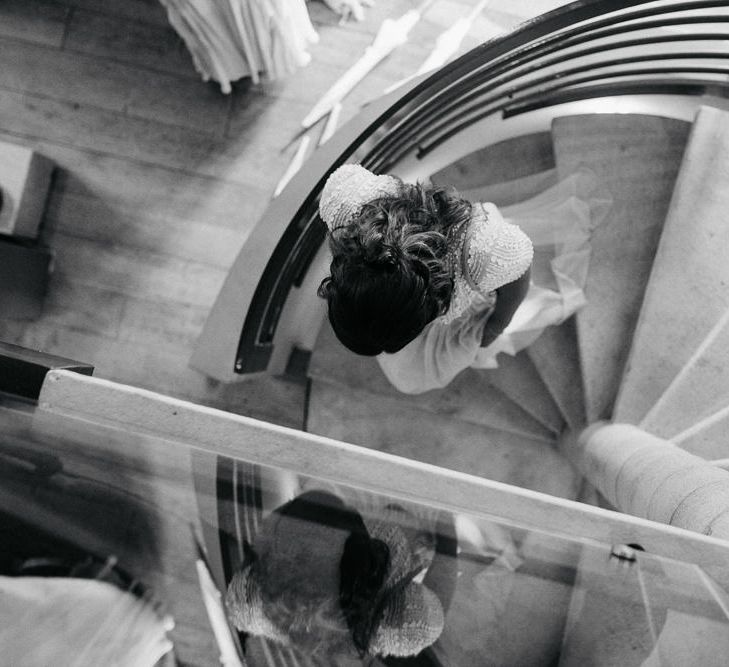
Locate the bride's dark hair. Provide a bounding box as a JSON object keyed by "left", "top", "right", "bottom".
{"left": 318, "top": 182, "right": 471, "bottom": 356}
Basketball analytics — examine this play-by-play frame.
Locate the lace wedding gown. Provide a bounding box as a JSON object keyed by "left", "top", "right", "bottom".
{"left": 377, "top": 170, "right": 611, "bottom": 394}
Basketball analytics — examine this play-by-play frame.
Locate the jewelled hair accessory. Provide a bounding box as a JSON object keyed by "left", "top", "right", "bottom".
{"left": 319, "top": 164, "right": 401, "bottom": 231}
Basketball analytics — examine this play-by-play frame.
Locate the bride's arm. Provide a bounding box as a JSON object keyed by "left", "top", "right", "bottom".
{"left": 480, "top": 267, "right": 531, "bottom": 348}
{"left": 466, "top": 203, "right": 533, "bottom": 347}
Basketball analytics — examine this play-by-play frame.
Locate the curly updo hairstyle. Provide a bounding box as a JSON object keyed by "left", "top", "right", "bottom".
{"left": 318, "top": 181, "right": 471, "bottom": 356}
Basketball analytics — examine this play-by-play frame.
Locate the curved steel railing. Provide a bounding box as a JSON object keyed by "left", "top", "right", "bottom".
{"left": 191, "top": 0, "right": 729, "bottom": 379}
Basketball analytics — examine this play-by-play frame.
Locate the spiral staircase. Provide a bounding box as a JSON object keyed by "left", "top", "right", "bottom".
{"left": 193, "top": 0, "right": 729, "bottom": 497}
{"left": 306, "top": 105, "right": 729, "bottom": 499}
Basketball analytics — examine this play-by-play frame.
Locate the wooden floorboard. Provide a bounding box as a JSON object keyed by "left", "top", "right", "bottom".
{"left": 116, "top": 297, "right": 209, "bottom": 349}
{"left": 0, "top": 36, "right": 231, "bottom": 134}
{"left": 45, "top": 191, "right": 247, "bottom": 268}
{"left": 37, "top": 274, "right": 126, "bottom": 339}
{"left": 63, "top": 0, "right": 170, "bottom": 26}
{"left": 32, "top": 136, "right": 271, "bottom": 224}
{"left": 63, "top": 8, "right": 198, "bottom": 78}
{"left": 23, "top": 269, "right": 210, "bottom": 352}
{"left": 0, "top": 89, "right": 250, "bottom": 180}
{"left": 0, "top": 0, "right": 69, "bottom": 47}
{"left": 48, "top": 232, "right": 227, "bottom": 306}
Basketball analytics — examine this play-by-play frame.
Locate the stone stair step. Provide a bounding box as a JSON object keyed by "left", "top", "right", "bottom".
{"left": 453, "top": 169, "right": 559, "bottom": 209}
{"left": 482, "top": 351, "right": 566, "bottom": 435}
{"left": 309, "top": 322, "right": 557, "bottom": 442}
{"left": 527, "top": 317, "right": 586, "bottom": 431}
{"left": 307, "top": 379, "right": 581, "bottom": 500}
{"left": 559, "top": 545, "right": 655, "bottom": 667}
{"left": 551, "top": 113, "right": 691, "bottom": 422}
{"left": 641, "top": 309, "right": 729, "bottom": 440}
{"left": 434, "top": 541, "right": 572, "bottom": 666}
{"left": 672, "top": 405, "right": 729, "bottom": 461}
{"left": 430, "top": 131, "right": 555, "bottom": 193}
{"left": 614, "top": 106, "right": 729, "bottom": 426}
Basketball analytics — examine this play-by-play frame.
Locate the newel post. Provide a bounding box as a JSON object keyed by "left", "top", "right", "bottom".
{"left": 563, "top": 422, "right": 729, "bottom": 540}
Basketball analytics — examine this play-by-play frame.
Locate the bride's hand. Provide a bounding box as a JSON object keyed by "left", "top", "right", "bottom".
{"left": 318, "top": 0, "right": 374, "bottom": 22}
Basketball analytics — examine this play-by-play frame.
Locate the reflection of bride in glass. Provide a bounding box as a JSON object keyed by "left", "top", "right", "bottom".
{"left": 317, "top": 164, "right": 609, "bottom": 394}
{"left": 225, "top": 489, "right": 448, "bottom": 660}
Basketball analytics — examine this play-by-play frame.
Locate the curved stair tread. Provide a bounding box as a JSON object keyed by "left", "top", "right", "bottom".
{"left": 435, "top": 554, "right": 571, "bottom": 667}
{"left": 458, "top": 169, "right": 559, "bottom": 209}
{"left": 482, "top": 350, "right": 566, "bottom": 435}
{"left": 430, "top": 131, "right": 555, "bottom": 193}
{"left": 309, "top": 321, "right": 557, "bottom": 442}
{"left": 559, "top": 546, "right": 655, "bottom": 667}
{"left": 527, "top": 317, "right": 586, "bottom": 431}
{"left": 672, "top": 404, "right": 729, "bottom": 461}
{"left": 307, "top": 380, "right": 581, "bottom": 500}
{"left": 641, "top": 309, "right": 729, "bottom": 439}
{"left": 615, "top": 106, "right": 729, "bottom": 425}
{"left": 551, "top": 113, "right": 691, "bottom": 422}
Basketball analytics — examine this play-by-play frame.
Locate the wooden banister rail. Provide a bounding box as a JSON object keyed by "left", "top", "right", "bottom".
{"left": 564, "top": 422, "right": 729, "bottom": 540}
{"left": 36, "top": 370, "right": 729, "bottom": 591}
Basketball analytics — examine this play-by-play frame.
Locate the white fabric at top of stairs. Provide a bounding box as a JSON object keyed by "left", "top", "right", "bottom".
{"left": 159, "top": 0, "right": 318, "bottom": 93}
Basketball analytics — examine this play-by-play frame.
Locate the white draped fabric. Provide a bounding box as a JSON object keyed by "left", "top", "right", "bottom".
{"left": 160, "top": 0, "right": 319, "bottom": 93}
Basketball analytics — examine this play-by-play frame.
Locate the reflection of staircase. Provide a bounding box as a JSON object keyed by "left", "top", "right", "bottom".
{"left": 305, "top": 105, "right": 729, "bottom": 665}
{"left": 307, "top": 105, "right": 728, "bottom": 510}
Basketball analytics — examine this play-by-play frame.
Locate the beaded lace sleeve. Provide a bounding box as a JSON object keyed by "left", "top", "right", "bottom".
{"left": 438, "top": 203, "right": 532, "bottom": 324}
{"left": 319, "top": 164, "right": 401, "bottom": 231}
{"left": 466, "top": 203, "right": 533, "bottom": 294}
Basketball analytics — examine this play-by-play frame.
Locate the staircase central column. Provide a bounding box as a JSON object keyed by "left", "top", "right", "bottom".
{"left": 563, "top": 422, "right": 729, "bottom": 540}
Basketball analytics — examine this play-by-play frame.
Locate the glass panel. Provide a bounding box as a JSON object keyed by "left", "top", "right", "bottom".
{"left": 0, "top": 405, "right": 229, "bottom": 667}
{"left": 217, "top": 458, "right": 585, "bottom": 667}
{"left": 2, "top": 403, "right": 729, "bottom": 666}
{"left": 558, "top": 545, "right": 729, "bottom": 667}
{"left": 636, "top": 554, "right": 729, "bottom": 667}
{"left": 559, "top": 544, "right": 658, "bottom": 667}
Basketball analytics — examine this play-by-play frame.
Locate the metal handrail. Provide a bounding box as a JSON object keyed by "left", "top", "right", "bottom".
{"left": 415, "top": 66, "right": 729, "bottom": 160}
{"left": 371, "top": 31, "right": 729, "bottom": 166}
{"left": 366, "top": 0, "right": 729, "bottom": 165}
